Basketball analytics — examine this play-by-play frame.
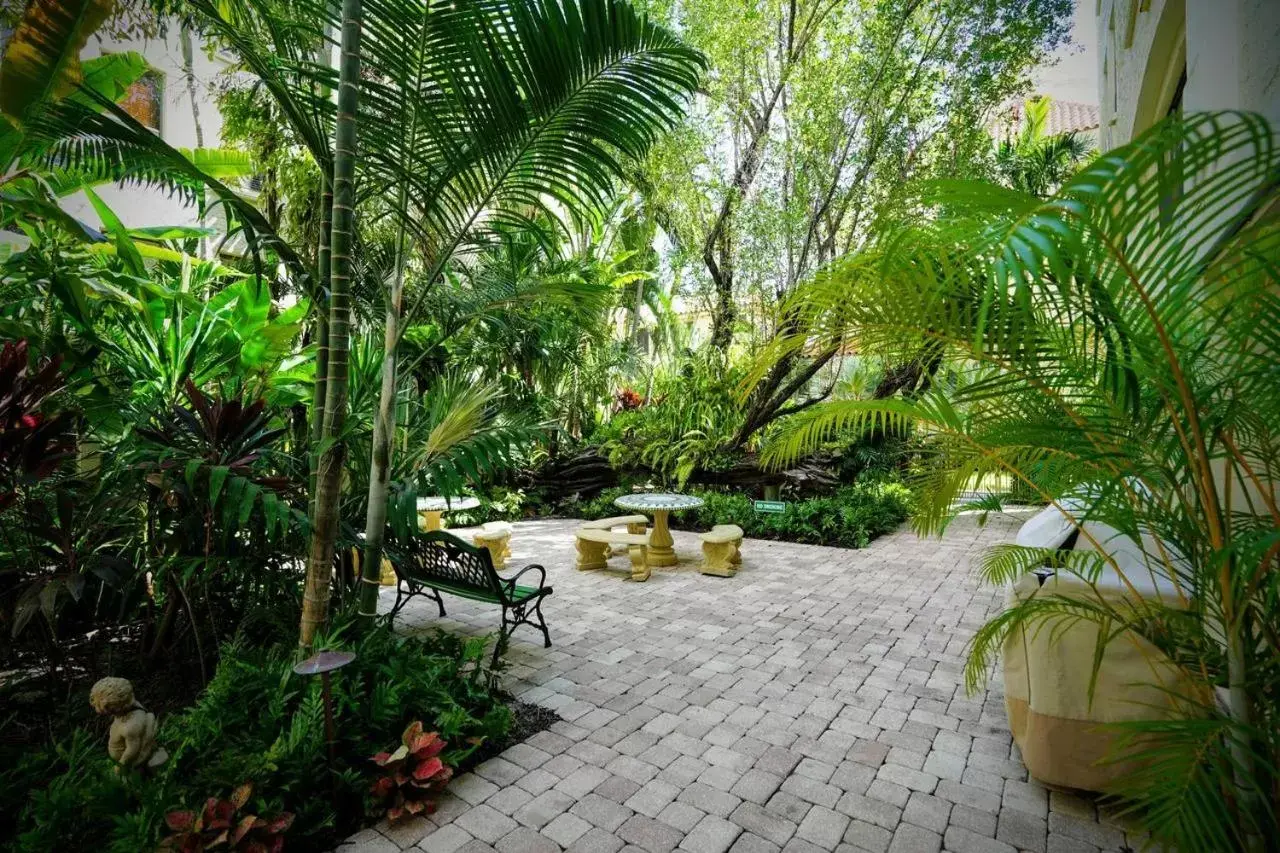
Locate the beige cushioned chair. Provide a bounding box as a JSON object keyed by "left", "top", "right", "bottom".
{"left": 1003, "top": 508, "right": 1201, "bottom": 791}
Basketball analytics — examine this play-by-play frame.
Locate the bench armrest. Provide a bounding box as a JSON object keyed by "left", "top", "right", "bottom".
{"left": 502, "top": 563, "right": 548, "bottom": 595}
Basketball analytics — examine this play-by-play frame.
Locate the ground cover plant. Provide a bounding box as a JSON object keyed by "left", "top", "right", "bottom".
{"left": 2, "top": 628, "right": 519, "bottom": 852}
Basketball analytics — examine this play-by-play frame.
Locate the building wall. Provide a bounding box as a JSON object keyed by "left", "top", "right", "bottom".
{"left": 1098, "top": 0, "right": 1280, "bottom": 149}
{"left": 1097, "top": 0, "right": 1279, "bottom": 511}
{"left": 62, "top": 26, "right": 232, "bottom": 231}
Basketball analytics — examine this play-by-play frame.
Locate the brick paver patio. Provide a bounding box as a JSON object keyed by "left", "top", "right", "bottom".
{"left": 339, "top": 513, "right": 1148, "bottom": 853}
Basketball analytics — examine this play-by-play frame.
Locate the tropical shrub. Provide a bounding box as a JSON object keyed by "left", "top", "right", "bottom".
{"left": 594, "top": 356, "right": 747, "bottom": 485}
{"left": 369, "top": 723, "right": 452, "bottom": 824}
{"left": 0, "top": 339, "right": 73, "bottom": 508}
{"left": 160, "top": 782, "right": 294, "bottom": 853}
{"left": 1, "top": 627, "right": 512, "bottom": 852}
{"left": 757, "top": 112, "right": 1280, "bottom": 852}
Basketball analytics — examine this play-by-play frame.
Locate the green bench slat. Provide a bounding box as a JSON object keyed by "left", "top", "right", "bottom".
{"left": 403, "top": 576, "right": 541, "bottom": 604}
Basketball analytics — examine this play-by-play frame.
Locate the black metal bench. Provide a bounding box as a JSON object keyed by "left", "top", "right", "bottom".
{"left": 387, "top": 530, "right": 552, "bottom": 664}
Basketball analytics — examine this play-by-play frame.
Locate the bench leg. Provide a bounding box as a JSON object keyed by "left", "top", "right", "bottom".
{"left": 576, "top": 536, "right": 608, "bottom": 571}
{"left": 493, "top": 610, "right": 510, "bottom": 669}
{"left": 701, "top": 541, "right": 738, "bottom": 577}
{"left": 533, "top": 596, "right": 551, "bottom": 648}
{"left": 730, "top": 538, "right": 742, "bottom": 565}
{"left": 492, "top": 597, "right": 552, "bottom": 667}
{"left": 391, "top": 584, "right": 446, "bottom": 619}
{"left": 628, "top": 545, "right": 651, "bottom": 582}
{"left": 611, "top": 522, "right": 648, "bottom": 557}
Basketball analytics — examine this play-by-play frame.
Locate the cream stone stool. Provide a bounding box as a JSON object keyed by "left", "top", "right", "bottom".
{"left": 699, "top": 524, "right": 743, "bottom": 577}
{"left": 575, "top": 526, "right": 652, "bottom": 581}
{"left": 473, "top": 521, "right": 513, "bottom": 569}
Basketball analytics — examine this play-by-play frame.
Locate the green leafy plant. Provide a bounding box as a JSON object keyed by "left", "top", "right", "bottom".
{"left": 369, "top": 722, "right": 452, "bottom": 823}
{"left": 595, "top": 356, "right": 748, "bottom": 486}
{"left": 136, "top": 381, "right": 296, "bottom": 540}
{"left": 161, "top": 782, "right": 294, "bottom": 853}
{"left": 993, "top": 95, "right": 1094, "bottom": 198}
{"left": 2, "top": 627, "right": 515, "bottom": 852}
{"left": 755, "top": 112, "right": 1280, "bottom": 852}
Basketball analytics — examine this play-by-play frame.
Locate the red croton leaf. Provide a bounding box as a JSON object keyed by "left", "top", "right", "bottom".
{"left": 203, "top": 797, "right": 235, "bottom": 830}
{"left": 165, "top": 810, "right": 197, "bottom": 832}
{"left": 230, "top": 782, "right": 253, "bottom": 809}
{"left": 371, "top": 776, "right": 395, "bottom": 798}
{"left": 232, "top": 814, "right": 257, "bottom": 844}
{"left": 267, "top": 812, "right": 295, "bottom": 834}
{"left": 412, "top": 757, "right": 444, "bottom": 781}
{"left": 405, "top": 799, "right": 425, "bottom": 815}
{"left": 411, "top": 732, "right": 445, "bottom": 760}
{"left": 401, "top": 720, "right": 424, "bottom": 748}
{"left": 387, "top": 805, "right": 405, "bottom": 823}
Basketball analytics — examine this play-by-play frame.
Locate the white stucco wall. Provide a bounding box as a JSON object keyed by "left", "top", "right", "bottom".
{"left": 1097, "top": 0, "right": 1280, "bottom": 512}
{"left": 1098, "top": 0, "right": 1280, "bottom": 149}
{"left": 61, "top": 24, "right": 232, "bottom": 232}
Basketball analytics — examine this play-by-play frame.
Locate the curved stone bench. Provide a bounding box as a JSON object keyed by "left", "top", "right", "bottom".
{"left": 700, "top": 524, "right": 743, "bottom": 577}
{"left": 581, "top": 514, "right": 649, "bottom": 532}
{"left": 581, "top": 515, "right": 649, "bottom": 556}
{"left": 575, "top": 527, "right": 652, "bottom": 582}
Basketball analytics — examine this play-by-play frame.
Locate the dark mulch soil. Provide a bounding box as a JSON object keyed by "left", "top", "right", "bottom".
{"left": 464, "top": 698, "right": 561, "bottom": 769}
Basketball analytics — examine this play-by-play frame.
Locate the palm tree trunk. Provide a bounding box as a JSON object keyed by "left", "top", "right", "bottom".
{"left": 300, "top": 0, "right": 361, "bottom": 651}
{"left": 358, "top": 10, "right": 431, "bottom": 625}
{"left": 179, "top": 25, "right": 209, "bottom": 260}
{"left": 358, "top": 210, "right": 407, "bottom": 622}
{"left": 308, "top": 183, "right": 332, "bottom": 519}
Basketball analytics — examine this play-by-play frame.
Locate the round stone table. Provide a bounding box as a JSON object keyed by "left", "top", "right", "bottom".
{"left": 415, "top": 496, "right": 480, "bottom": 532}
{"left": 614, "top": 492, "right": 704, "bottom": 567}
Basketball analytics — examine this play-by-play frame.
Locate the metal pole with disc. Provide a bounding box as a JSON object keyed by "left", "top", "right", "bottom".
{"left": 293, "top": 651, "right": 356, "bottom": 770}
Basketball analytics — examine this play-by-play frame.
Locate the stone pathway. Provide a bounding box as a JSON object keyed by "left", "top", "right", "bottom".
{"left": 340, "top": 514, "right": 1147, "bottom": 853}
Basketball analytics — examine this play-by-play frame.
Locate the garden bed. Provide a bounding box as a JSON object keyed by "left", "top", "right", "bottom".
{"left": 0, "top": 626, "right": 555, "bottom": 853}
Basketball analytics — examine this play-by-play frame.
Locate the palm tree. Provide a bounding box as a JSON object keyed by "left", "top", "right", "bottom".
{"left": 299, "top": 0, "right": 364, "bottom": 650}
{"left": 755, "top": 112, "right": 1280, "bottom": 852}
{"left": 993, "top": 95, "right": 1094, "bottom": 198}
{"left": 192, "top": 0, "right": 702, "bottom": 631}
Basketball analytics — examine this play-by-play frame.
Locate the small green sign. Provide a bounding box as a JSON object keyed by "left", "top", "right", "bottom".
{"left": 753, "top": 500, "right": 786, "bottom": 514}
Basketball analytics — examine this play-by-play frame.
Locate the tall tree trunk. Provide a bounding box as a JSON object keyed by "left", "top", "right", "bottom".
{"left": 707, "top": 230, "right": 734, "bottom": 352}
{"left": 300, "top": 0, "right": 361, "bottom": 650}
{"left": 358, "top": 199, "right": 407, "bottom": 622}
{"left": 179, "top": 26, "right": 205, "bottom": 149}
{"left": 308, "top": 185, "right": 332, "bottom": 519}
{"left": 179, "top": 25, "right": 208, "bottom": 260}
{"left": 358, "top": 9, "right": 431, "bottom": 625}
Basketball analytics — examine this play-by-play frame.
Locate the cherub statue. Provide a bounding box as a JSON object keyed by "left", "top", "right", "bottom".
{"left": 89, "top": 677, "right": 168, "bottom": 770}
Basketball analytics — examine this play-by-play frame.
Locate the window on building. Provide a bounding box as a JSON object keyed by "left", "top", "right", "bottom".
{"left": 121, "top": 68, "right": 164, "bottom": 132}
